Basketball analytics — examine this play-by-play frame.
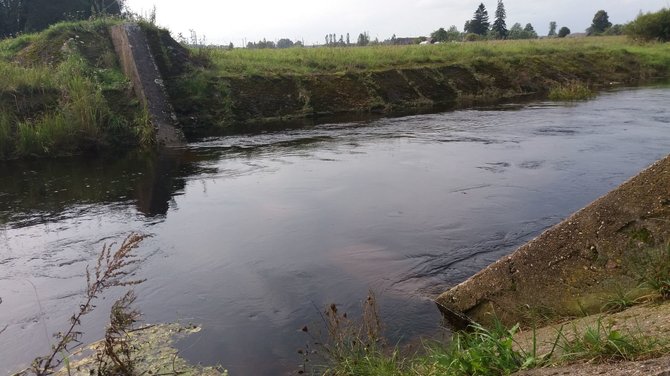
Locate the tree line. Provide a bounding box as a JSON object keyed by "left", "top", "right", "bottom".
{"left": 429, "top": 2, "right": 636, "bottom": 43}
{"left": 0, "top": 0, "right": 124, "bottom": 38}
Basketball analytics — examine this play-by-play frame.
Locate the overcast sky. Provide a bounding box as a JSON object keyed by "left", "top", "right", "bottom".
{"left": 124, "top": 0, "right": 669, "bottom": 46}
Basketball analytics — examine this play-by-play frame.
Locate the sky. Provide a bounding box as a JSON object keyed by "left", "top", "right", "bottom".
{"left": 124, "top": 0, "right": 670, "bottom": 46}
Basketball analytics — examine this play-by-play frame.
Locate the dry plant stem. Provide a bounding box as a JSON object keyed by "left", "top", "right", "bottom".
{"left": 31, "top": 233, "right": 146, "bottom": 376}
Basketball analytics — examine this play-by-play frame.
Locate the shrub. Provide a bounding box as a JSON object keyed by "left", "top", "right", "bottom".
{"left": 626, "top": 8, "right": 670, "bottom": 42}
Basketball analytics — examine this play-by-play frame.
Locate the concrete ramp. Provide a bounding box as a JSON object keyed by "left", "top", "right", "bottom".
{"left": 110, "top": 23, "right": 184, "bottom": 146}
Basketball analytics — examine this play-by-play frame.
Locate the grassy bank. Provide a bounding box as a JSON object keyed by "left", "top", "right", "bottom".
{"left": 205, "top": 36, "right": 670, "bottom": 77}
{"left": 0, "top": 20, "right": 152, "bottom": 160}
{"left": 311, "top": 247, "right": 670, "bottom": 376}
{"left": 168, "top": 36, "right": 670, "bottom": 131}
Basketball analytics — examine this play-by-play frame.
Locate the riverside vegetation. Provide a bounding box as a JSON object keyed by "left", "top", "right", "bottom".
{"left": 302, "top": 244, "right": 670, "bottom": 375}
{"left": 1, "top": 20, "right": 670, "bottom": 159}
{"left": 0, "top": 19, "right": 152, "bottom": 160}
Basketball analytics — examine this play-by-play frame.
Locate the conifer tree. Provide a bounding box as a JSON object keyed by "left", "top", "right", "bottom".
{"left": 491, "top": 0, "right": 507, "bottom": 39}
{"left": 465, "top": 3, "right": 490, "bottom": 36}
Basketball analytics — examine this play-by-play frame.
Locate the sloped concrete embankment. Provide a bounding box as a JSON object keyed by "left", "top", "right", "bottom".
{"left": 109, "top": 24, "right": 184, "bottom": 146}
{"left": 436, "top": 154, "right": 670, "bottom": 328}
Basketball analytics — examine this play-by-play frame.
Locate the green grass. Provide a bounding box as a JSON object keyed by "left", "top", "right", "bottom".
{"left": 203, "top": 36, "right": 670, "bottom": 77}
{"left": 637, "top": 243, "right": 670, "bottom": 300}
{"left": 548, "top": 81, "right": 595, "bottom": 101}
{"left": 0, "top": 19, "right": 152, "bottom": 159}
{"left": 556, "top": 319, "right": 664, "bottom": 362}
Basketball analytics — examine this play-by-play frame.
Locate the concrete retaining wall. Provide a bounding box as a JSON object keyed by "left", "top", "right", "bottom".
{"left": 109, "top": 24, "right": 184, "bottom": 146}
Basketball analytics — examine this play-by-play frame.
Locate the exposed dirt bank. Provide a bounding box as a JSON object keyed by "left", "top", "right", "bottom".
{"left": 149, "top": 39, "right": 670, "bottom": 134}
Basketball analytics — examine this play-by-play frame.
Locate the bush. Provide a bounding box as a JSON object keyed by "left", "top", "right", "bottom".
{"left": 558, "top": 27, "right": 571, "bottom": 38}
{"left": 626, "top": 8, "right": 670, "bottom": 42}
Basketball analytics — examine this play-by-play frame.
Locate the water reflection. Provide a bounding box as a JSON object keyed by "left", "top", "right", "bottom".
{"left": 1, "top": 88, "right": 670, "bottom": 375}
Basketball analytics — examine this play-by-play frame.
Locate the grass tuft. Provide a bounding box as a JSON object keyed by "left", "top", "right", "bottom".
{"left": 556, "top": 319, "right": 665, "bottom": 362}
{"left": 548, "top": 81, "right": 595, "bottom": 101}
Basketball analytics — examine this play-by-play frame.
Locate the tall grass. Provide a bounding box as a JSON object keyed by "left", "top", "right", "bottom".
{"left": 548, "top": 81, "right": 595, "bottom": 101}
{"left": 205, "top": 36, "right": 670, "bottom": 77}
{"left": 0, "top": 20, "right": 151, "bottom": 159}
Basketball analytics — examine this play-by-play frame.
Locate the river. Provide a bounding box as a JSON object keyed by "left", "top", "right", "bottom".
{"left": 1, "top": 87, "right": 669, "bottom": 375}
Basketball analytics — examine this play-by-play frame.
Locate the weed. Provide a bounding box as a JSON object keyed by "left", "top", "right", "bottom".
{"left": 304, "top": 291, "right": 403, "bottom": 376}
{"left": 556, "top": 319, "right": 663, "bottom": 362}
{"left": 28, "top": 234, "right": 146, "bottom": 376}
{"left": 548, "top": 81, "right": 595, "bottom": 101}
{"left": 420, "top": 321, "right": 553, "bottom": 376}
{"left": 302, "top": 294, "right": 555, "bottom": 376}
{"left": 600, "top": 289, "right": 638, "bottom": 313}
{"left": 96, "top": 290, "right": 142, "bottom": 375}
{"left": 636, "top": 243, "right": 670, "bottom": 300}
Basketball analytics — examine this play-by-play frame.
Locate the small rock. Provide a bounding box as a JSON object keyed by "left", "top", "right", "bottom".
{"left": 605, "top": 259, "right": 618, "bottom": 270}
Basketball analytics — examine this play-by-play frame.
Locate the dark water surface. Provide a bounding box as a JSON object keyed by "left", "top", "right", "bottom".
{"left": 1, "top": 88, "right": 669, "bottom": 374}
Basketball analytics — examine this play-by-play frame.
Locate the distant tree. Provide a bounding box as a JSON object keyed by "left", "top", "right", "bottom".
{"left": 446, "top": 25, "right": 461, "bottom": 41}
{"left": 346, "top": 32, "right": 350, "bottom": 45}
{"left": 524, "top": 23, "right": 538, "bottom": 38}
{"left": 508, "top": 22, "right": 523, "bottom": 39}
{"left": 603, "top": 24, "right": 624, "bottom": 36}
{"left": 357, "top": 31, "right": 370, "bottom": 46}
{"left": 228, "top": 42, "right": 234, "bottom": 50}
{"left": 338, "top": 34, "right": 344, "bottom": 45}
{"left": 431, "top": 27, "right": 448, "bottom": 42}
{"left": 548, "top": 21, "right": 557, "bottom": 36}
{"left": 588, "top": 10, "right": 612, "bottom": 35}
{"left": 508, "top": 22, "right": 538, "bottom": 39}
{"left": 625, "top": 8, "right": 670, "bottom": 42}
{"left": 491, "top": 0, "right": 507, "bottom": 39}
{"left": 247, "top": 39, "right": 276, "bottom": 49}
{"left": 277, "top": 38, "right": 294, "bottom": 48}
{"left": 464, "top": 3, "right": 490, "bottom": 36}
{"left": 558, "top": 26, "right": 571, "bottom": 38}
{"left": 0, "top": 0, "right": 26, "bottom": 37}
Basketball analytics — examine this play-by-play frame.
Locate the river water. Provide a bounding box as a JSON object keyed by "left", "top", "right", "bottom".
{"left": 1, "top": 88, "right": 669, "bottom": 375}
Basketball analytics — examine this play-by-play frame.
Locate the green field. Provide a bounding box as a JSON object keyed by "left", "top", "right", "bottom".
{"left": 204, "top": 36, "right": 670, "bottom": 77}
{"left": 1, "top": 20, "right": 670, "bottom": 160}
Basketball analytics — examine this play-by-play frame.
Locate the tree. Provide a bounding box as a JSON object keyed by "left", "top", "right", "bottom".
{"left": 508, "top": 22, "right": 538, "bottom": 39}
{"left": 1, "top": 0, "right": 123, "bottom": 36}
{"left": 277, "top": 38, "right": 294, "bottom": 48}
{"left": 589, "top": 10, "right": 612, "bottom": 35}
{"left": 346, "top": 32, "right": 350, "bottom": 45}
{"left": 357, "top": 32, "right": 370, "bottom": 46}
{"left": 464, "top": 3, "right": 490, "bottom": 36}
{"left": 446, "top": 25, "right": 461, "bottom": 41}
{"left": 558, "top": 26, "right": 571, "bottom": 38}
{"left": 491, "top": 0, "right": 507, "bottom": 39}
{"left": 625, "top": 8, "right": 670, "bottom": 42}
{"left": 431, "top": 27, "right": 448, "bottom": 42}
{"left": 603, "top": 24, "right": 624, "bottom": 36}
{"left": 524, "top": 23, "right": 538, "bottom": 38}
{"left": 548, "top": 21, "right": 557, "bottom": 36}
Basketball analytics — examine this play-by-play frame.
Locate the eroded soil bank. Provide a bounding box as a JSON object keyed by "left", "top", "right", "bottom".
{"left": 140, "top": 27, "right": 670, "bottom": 134}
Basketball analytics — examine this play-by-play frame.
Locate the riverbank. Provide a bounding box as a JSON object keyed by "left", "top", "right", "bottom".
{"left": 2, "top": 21, "right": 670, "bottom": 159}
{"left": 170, "top": 36, "right": 670, "bottom": 133}
{"left": 0, "top": 20, "right": 154, "bottom": 160}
